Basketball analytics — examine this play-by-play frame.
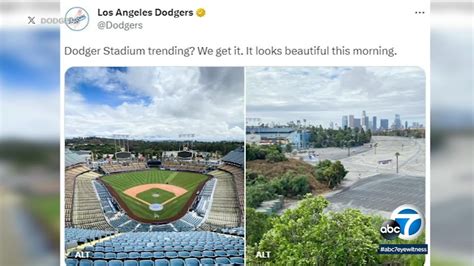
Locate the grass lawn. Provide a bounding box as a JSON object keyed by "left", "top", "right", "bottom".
{"left": 136, "top": 188, "right": 175, "bottom": 204}
{"left": 101, "top": 169, "right": 208, "bottom": 221}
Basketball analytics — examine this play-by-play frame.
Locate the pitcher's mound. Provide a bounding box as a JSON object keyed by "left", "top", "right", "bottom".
{"left": 149, "top": 203, "right": 164, "bottom": 211}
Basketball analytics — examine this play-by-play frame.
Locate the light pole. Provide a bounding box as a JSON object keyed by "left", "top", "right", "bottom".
{"left": 374, "top": 143, "right": 378, "bottom": 154}
{"left": 395, "top": 152, "right": 400, "bottom": 174}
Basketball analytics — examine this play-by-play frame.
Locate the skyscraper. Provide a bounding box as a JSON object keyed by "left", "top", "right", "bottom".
{"left": 380, "top": 119, "right": 389, "bottom": 130}
{"left": 349, "top": 115, "right": 354, "bottom": 128}
{"left": 362, "top": 110, "right": 367, "bottom": 129}
{"left": 394, "top": 114, "right": 402, "bottom": 129}
{"left": 354, "top": 118, "right": 361, "bottom": 129}
{"left": 372, "top": 116, "right": 377, "bottom": 131}
{"left": 342, "top": 116, "right": 348, "bottom": 129}
{"left": 405, "top": 121, "right": 408, "bottom": 130}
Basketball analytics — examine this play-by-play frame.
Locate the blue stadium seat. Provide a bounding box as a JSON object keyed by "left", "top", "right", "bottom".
{"left": 199, "top": 258, "right": 214, "bottom": 265}
{"left": 215, "top": 257, "right": 230, "bottom": 264}
{"left": 129, "top": 252, "right": 140, "bottom": 259}
{"left": 124, "top": 260, "right": 138, "bottom": 266}
{"left": 95, "top": 247, "right": 105, "bottom": 252}
{"left": 230, "top": 257, "right": 244, "bottom": 265}
{"left": 141, "top": 252, "right": 153, "bottom": 259}
{"left": 125, "top": 246, "right": 134, "bottom": 252}
{"left": 139, "top": 260, "right": 154, "bottom": 266}
{"left": 201, "top": 251, "right": 214, "bottom": 258}
{"left": 192, "top": 246, "right": 203, "bottom": 251}
{"left": 184, "top": 258, "right": 199, "bottom": 266}
{"left": 105, "top": 252, "right": 116, "bottom": 260}
{"left": 226, "top": 250, "right": 239, "bottom": 256}
{"left": 66, "top": 258, "right": 78, "bottom": 266}
{"left": 109, "top": 260, "right": 123, "bottom": 266}
{"left": 105, "top": 247, "right": 114, "bottom": 252}
{"left": 153, "top": 246, "right": 164, "bottom": 252}
{"left": 182, "top": 246, "right": 193, "bottom": 251}
{"left": 215, "top": 250, "right": 226, "bottom": 257}
{"left": 84, "top": 246, "right": 94, "bottom": 252}
{"left": 169, "top": 259, "right": 184, "bottom": 266}
{"left": 177, "top": 251, "right": 189, "bottom": 258}
{"left": 79, "top": 259, "right": 93, "bottom": 266}
{"left": 93, "top": 260, "right": 107, "bottom": 266}
{"left": 153, "top": 252, "right": 165, "bottom": 259}
{"left": 134, "top": 246, "right": 144, "bottom": 252}
{"left": 154, "top": 259, "right": 170, "bottom": 266}
{"left": 189, "top": 251, "right": 201, "bottom": 258}
{"left": 165, "top": 251, "right": 177, "bottom": 259}
{"left": 117, "top": 252, "right": 128, "bottom": 259}
{"left": 93, "top": 252, "right": 105, "bottom": 259}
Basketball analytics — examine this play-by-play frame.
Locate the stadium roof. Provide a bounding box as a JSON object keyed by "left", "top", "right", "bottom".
{"left": 222, "top": 147, "right": 244, "bottom": 167}
{"left": 65, "top": 149, "right": 86, "bottom": 167}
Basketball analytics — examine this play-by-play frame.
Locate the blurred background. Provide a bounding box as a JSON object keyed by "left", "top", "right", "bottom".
{"left": 430, "top": 1, "right": 473, "bottom": 265}
{"left": 0, "top": 0, "right": 472, "bottom": 265}
{"left": 0, "top": 1, "right": 60, "bottom": 265}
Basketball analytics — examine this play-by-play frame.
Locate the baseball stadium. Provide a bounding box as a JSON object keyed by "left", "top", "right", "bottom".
{"left": 64, "top": 66, "right": 245, "bottom": 266}
{"left": 64, "top": 144, "right": 244, "bottom": 266}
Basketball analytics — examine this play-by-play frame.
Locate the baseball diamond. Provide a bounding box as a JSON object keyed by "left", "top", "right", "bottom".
{"left": 101, "top": 169, "right": 209, "bottom": 223}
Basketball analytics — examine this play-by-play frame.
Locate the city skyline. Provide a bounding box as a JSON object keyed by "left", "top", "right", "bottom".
{"left": 246, "top": 67, "right": 426, "bottom": 128}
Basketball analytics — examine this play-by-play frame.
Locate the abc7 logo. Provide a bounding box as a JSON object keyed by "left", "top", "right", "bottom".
{"left": 380, "top": 204, "right": 424, "bottom": 240}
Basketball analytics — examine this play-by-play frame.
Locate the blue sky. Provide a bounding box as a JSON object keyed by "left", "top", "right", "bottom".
{"left": 0, "top": 29, "right": 59, "bottom": 92}
{"left": 0, "top": 29, "right": 60, "bottom": 139}
{"left": 66, "top": 67, "right": 152, "bottom": 107}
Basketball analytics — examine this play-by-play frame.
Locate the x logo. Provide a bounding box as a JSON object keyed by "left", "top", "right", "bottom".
{"left": 28, "top": 16, "right": 35, "bottom": 24}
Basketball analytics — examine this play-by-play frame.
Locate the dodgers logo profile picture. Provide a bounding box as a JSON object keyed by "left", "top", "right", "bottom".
{"left": 65, "top": 7, "right": 89, "bottom": 31}
{"left": 381, "top": 204, "right": 424, "bottom": 240}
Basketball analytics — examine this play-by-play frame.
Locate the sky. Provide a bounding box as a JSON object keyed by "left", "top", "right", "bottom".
{"left": 65, "top": 67, "right": 244, "bottom": 141}
{"left": 246, "top": 67, "right": 426, "bottom": 128}
{"left": 0, "top": 29, "right": 60, "bottom": 140}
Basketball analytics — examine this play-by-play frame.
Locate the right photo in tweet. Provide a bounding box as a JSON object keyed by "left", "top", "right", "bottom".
{"left": 245, "top": 67, "right": 427, "bottom": 265}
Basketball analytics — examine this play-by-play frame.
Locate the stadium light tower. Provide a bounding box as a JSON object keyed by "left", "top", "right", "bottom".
{"left": 113, "top": 134, "right": 130, "bottom": 152}
{"left": 179, "top": 133, "right": 196, "bottom": 150}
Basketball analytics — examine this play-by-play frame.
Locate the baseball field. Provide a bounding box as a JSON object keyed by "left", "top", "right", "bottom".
{"left": 101, "top": 169, "right": 208, "bottom": 222}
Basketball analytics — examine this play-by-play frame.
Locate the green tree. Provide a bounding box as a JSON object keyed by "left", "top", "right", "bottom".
{"left": 266, "top": 150, "right": 287, "bottom": 163}
{"left": 246, "top": 208, "right": 273, "bottom": 246}
{"left": 285, "top": 143, "right": 293, "bottom": 153}
{"left": 315, "top": 160, "right": 347, "bottom": 188}
{"left": 246, "top": 183, "right": 277, "bottom": 208}
{"left": 258, "top": 195, "right": 380, "bottom": 265}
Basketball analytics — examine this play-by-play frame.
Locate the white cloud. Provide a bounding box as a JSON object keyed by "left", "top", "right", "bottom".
{"left": 65, "top": 67, "right": 244, "bottom": 141}
{"left": 246, "top": 67, "right": 426, "bottom": 127}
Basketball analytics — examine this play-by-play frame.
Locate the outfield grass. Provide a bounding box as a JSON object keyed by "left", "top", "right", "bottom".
{"left": 101, "top": 169, "right": 208, "bottom": 221}
{"left": 136, "top": 188, "right": 175, "bottom": 204}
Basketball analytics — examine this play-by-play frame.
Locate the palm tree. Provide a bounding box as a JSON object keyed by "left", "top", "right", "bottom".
{"left": 374, "top": 143, "right": 378, "bottom": 154}
{"left": 395, "top": 152, "right": 400, "bottom": 173}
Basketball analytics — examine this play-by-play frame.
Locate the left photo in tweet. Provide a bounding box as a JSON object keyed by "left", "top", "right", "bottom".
{"left": 64, "top": 67, "right": 245, "bottom": 265}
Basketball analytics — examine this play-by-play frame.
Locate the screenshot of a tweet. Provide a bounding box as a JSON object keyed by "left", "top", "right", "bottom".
{"left": 60, "top": 1, "right": 430, "bottom": 265}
